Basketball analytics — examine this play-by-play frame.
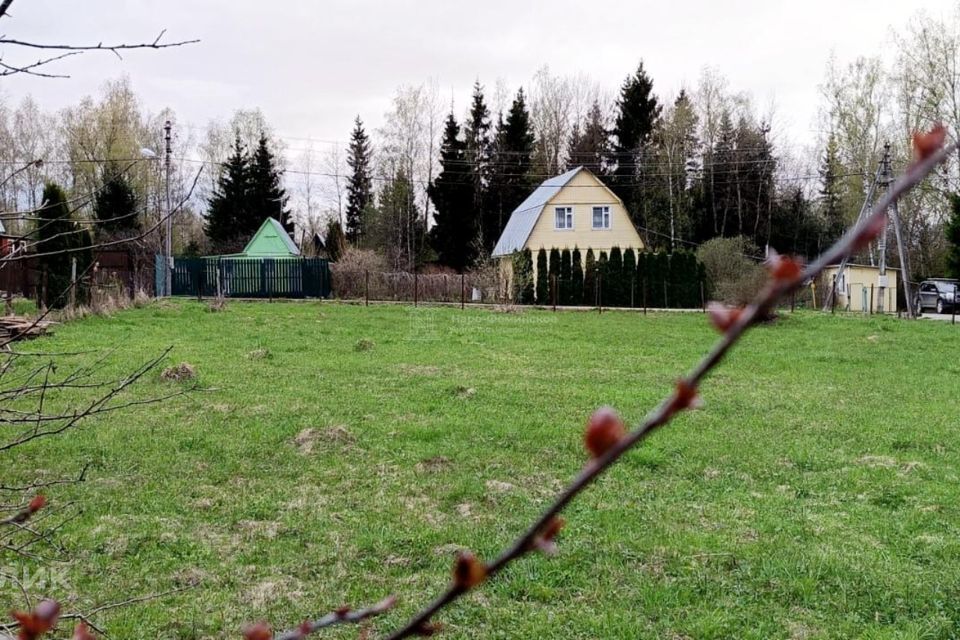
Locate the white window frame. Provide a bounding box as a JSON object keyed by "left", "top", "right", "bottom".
{"left": 554, "top": 206, "right": 574, "bottom": 230}
{"left": 592, "top": 206, "right": 611, "bottom": 230}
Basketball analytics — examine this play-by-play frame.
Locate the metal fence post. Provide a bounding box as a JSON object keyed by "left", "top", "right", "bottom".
{"left": 831, "top": 275, "right": 837, "bottom": 314}
{"left": 954, "top": 285, "right": 957, "bottom": 325}
{"left": 869, "top": 284, "right": 874, "bottom": 315}
{"left": 597, "top": 272, "right": 602, "bottom": 314}
{"left": 413, "top": 270, "right": 418, "bottom": 307}
{"left": 364, "top": 270, "right": 369, "bottom": 306}
{"left": 461, "top": 273, "right": 465, "bottom": 310}
{"left": 700, "top": 280, "right": 705, "bottom": 313}
{"left": 551, "top": 273, "right": 557, "bottom": 311}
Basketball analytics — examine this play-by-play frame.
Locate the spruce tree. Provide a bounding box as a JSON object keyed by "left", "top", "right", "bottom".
{"left": 94, "top": 166, "right": 139, "bottom": 236}
{"left": 429, "top": 113, "right": 478, "bottom": 271}
{"left": 536, "top": 248, "right": 548, "bottom": 303}
{"left": 486, "top": 89, "right": 535, "bottom": 251}
{"left": 206, "top": 136, "right": 250, "bottom": 249}
{"left": 572, "top": 247, "right": 584, "bottom": 305}
{"left": 567, "top": 100, "right": 610, "bottom": 176}
{"left": 559, "top": 249, "right": 573, "bottom": 305}
{"left": 623, "top": 248, "right": 637, "bottom": 307}
{"left": 465, "top": 82, "right": 492, "bottom": 249}
{"left": 584, "top": 249, "right": 597, "bottom": 306}
{"left": 324, "top": 219, "right": 346, "bottom": 262}
{"left": 345, "top": 116, "right": 373, "bottom": 245}
{"left": 611, "top": 62, "right": 661, "bottom": 221}
{"left": 819, "top": 133, "right": 845, "bottom": 246}
{"left": 947, "top": 194, "right": 960, "bottom": 279}
{"left": 249, "top": 133, "right": 292, "bottom": 234}
{"left": 36, "top": 183, "right": 76, "bottom": 308}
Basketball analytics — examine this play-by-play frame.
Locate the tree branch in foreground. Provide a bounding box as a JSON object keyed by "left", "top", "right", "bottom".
{"left": 378, "top": 128, "right": 958, "bottom": 640}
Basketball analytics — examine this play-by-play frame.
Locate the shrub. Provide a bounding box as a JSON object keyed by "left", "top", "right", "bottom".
{"left": 696, "top": 236, "right": 766, "bottom": 306}
{"left": 548, "top": 248, "right": 561, "bottom": 304}
{"left": 584, "top": 249, "right": 597, "bottom": 306}
{"left": 607, "top": 247, "right": 623, "bottom": 306}
{"left": 623, "top": 248, "right": 637, "bottom": 307}
{"left": 559, "top": 249, "right": 573, "bottom": 305}
{"left": 572, "top": 248, "right": 584, "bottom": 305}
{"left": 536, "top": 248, "right": 548, "bottom": 303}
{"left": 512, "top": 249, "right": 535, "bottom": 304}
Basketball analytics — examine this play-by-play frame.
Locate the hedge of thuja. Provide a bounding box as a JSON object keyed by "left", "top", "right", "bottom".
{"left": 518, "top": 247, "right": 704, "bottom": 308}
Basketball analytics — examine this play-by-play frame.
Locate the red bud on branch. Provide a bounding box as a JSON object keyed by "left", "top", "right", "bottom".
{"left": 11, "top": 599, "right": 60, "bottom": 640}
{"left": 452, "top": 551, "right": 487, "bottom": 590}
{"left": 706, "top": 303, "right": 745, "bottom": 333}
{"left": 765, "top": 249, "right": 804, "bottom": 283}
{"left": 669, "top": 380, "right": 702, "bottom": 414}
{"left": 913, "top": 123, "right": 947, "bottom": 163}
{"left": 72, "top": 622, "right": 96, "bottom": 640}
{"left": 584, "top": 406, "right": 626, "bottom": 459}
{"left": 530, "top": 516, "right": 565, "bottom": 556}
{"left": 242, "top": 622, "right": 272, "bottom": 640}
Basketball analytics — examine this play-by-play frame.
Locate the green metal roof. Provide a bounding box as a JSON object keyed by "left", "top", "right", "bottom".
{"left": 242, "top": 218, "right": 300, "bottom": 257}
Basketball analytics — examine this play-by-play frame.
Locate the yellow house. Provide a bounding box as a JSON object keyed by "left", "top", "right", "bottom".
{"left": 492, "top": 166, "right": 645, "bottom": 293}
{"left": 821, "top": 263, "right": 899, "bottom": 313}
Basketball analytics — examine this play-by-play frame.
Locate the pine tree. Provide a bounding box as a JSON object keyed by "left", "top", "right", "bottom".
{"left": 819, "top": 133, "right": 845, "bottom": 246}
{"left": 623, "top": 248, "right": 637, "bottom": 307}
{"left": 947, "top": 194, "right": 960, "bottom": 279}
{"left": 94, "top": 165, "right": 139, "bottom": 236}
{"left": 249, "top": 133, "right": 292, "bottom": 234}
{"left": 567, "top": 100, "right": 610, "bottom": 176}
{"left": 486, "top": 89, "right": 535, "bottom": 252}
{"left": 325, "top": 219, "right": 347, "bottom": 262}
{"left": 36, "top": 183, "right": 76, "bottom": 308}
{"left": 429, "top": 113, "right": 478, "bottom": 271}
{"left": 584, "top": 249, "right": 597, "bottom": 305}
{"left": 611, "top": 63, "right": 661, "bottom": 221}
{"left": 465, "top": 82, "right": 492, "bottom": 249}
{"left": 559, "top": 248, "right": 573, "bottom": 305}
{"left": 206, "top": 136, "right": 250, "bottom": 249}
{"left": 536, "top": 248, "right": 548, "bottom": 302}
{"left": 345, "top": 116, "right": 373, "bottom": 245}
{"left": 571, "top": 248, "right": 584, "bottom": 305}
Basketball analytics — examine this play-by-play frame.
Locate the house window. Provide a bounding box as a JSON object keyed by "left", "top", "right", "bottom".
{"left": 592, "top": 206, "right": 611, "bottom": 229}
{"left": 554, "top": 206, "right": 573, "bottom": 230}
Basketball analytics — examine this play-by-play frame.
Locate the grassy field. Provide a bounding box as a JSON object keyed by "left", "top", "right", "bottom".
{"left": 5, "top": 301, "right": 960, "bottom": 639}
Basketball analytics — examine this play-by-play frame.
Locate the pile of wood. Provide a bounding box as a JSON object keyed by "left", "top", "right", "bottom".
{"left": 0, "top": 316, "right": 55, "bottom": 341}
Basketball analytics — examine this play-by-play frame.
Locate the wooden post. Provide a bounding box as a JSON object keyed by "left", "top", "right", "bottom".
{"left": 869, "top": 284, "right": 874, "bottom": 315}
{"left": 460, "top": 273, "right": 465, "bottom": 310}
{"left": 364, "top": 270, "right": 369, "bottom": 306}
{"left": 216, "top": 262, "right": 223, "bottom": 299}
{"left": 700, "top": 280, "right": 706, "bottom": 313}
{"left": 69, "top": 257, "right": 77, "bottom": 309}
{"left": 551, "top": 274, "right": 557, "bottom": 311}
{"left": 413, "top": 271, "right": 418, "bottom": 307}
{"left": 831, "top": 275, "right": 837, "bottom": 314}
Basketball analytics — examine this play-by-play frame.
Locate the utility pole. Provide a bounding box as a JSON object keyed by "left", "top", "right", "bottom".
{"left": 164, "top": 120, "right": 173, "bottom": 297}
{"left": 877, "top": 144, "right": 891, "bottom": 313}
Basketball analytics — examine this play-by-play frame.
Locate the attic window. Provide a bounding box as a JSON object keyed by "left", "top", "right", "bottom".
{"left": 592, "top": 206, "right": 611, "bottom": 229}
{"left": 554, "top": 206, "right": 573, "bottom": 230}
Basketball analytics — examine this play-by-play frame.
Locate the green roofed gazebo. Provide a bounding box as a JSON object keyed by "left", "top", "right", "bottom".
{"left": 239, "top": 217, "right": 300, "bottom": 257}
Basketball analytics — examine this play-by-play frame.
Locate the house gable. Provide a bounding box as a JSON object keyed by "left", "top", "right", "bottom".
{"left": 242, "top": 218, "right": 300, "bottom": 257}
{"left": 524, "top": 169, "right": 643, "bottom": 253}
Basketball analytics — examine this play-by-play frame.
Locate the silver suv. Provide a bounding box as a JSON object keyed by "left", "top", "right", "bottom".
{"left": 915, "top": 279, "right": 959, "bottom": 314}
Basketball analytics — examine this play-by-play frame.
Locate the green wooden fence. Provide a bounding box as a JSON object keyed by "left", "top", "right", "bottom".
{"left": 165, "top": 256, "right": 331, "bottom": 299}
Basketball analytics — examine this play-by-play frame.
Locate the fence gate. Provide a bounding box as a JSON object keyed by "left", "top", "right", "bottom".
{"left": 164, "top": 256, "right": 330, "bottom": 299}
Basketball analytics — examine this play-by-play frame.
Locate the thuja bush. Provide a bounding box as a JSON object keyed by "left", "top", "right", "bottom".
{"left": 535, "top": 248, "right": 548, "bottom": 303}
{"left": 571, "top": 247, "right": 584, "bottom": 306}
{"left": 559, "top": 249, "right": 573, "bottom": 305}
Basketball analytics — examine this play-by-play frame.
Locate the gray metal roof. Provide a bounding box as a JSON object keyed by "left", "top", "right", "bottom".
{"left": 491, "top": 166, "right": 583, "bottom": 257}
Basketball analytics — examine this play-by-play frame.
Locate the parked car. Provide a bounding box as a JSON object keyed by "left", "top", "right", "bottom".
{"left": 915, "top": 279, "right": 960, "bottom": 314}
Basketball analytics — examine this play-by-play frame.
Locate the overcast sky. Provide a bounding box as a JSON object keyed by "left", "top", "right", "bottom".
{"left": 2, "top": 0, "right": 958, "bottom": 156}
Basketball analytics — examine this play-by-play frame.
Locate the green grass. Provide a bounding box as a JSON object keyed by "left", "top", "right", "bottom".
{"left": 5, "top": 302, "right": 960, "bottom": 639}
